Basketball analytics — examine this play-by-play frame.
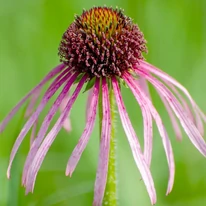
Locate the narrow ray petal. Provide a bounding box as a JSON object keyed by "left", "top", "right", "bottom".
{"left": 135, "top": 79, "right": 153, "bottom": 166}
{"left": 0, "top": 64, "right": 66, "bottom": 133}
{"left": 136, "top": 68, "right": 206, "bottom": 157}
{"left": 164, "top": 82, "right": 204, "bottom": 135}
{"left": 22, "top": 73, "right": 78, "bottom": 186}
{"left": 93, "top": 78, "right": 111, "bottom": 205}
{"left": 47, "top": 67, "right": 71, "bottom": 91}
{"left": 25, "top": 88, "right": 42, "bottom": 118}
{"left": 30, "top": 119, "right": 38, "bottom": 147}
{"left": 159, "top": 93, "right": 182, "bottom": 140}
{"left": 138, "top": 77, "right": 151, "bottom": 99}
{"left": 25, "top": 75, "right": 87, "bottom": 193}
{"left": 138, "top": 75, "right": 182, "bottom": 140}
{"left": 139, "top": 61, "right": 206, "bottom": 122}
{"left": 52, "top": 67, "right": 74, "bottom": 132}
{"left": 137, "top": 78, "right": 154, "bottom": 164}
{"left": 164, "top": 82, "right": 195, "bottom": 122}
{"left": 124, "top": 74, "right": 175, "bottom": 194}
{"left": 66, "top": 79, "right": 99, "bottom": 176}
{"left": 142, "top": 109, "right": 153, "bottom": 167}
{"left": 7, "top": 70, "right": 72, "bottom": 179}
{"left": 60, "top": 96, "right": 72, "bottom": 132}
{"left": 112, "top": 77, "right": 156, "bottom": 205}
{"left": 86, "top": 88, "right": 94, "bottom": 121}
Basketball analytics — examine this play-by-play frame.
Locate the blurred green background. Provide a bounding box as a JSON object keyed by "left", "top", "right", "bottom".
{"left": 0, "top": 0, "right": 206, "bottom": 205}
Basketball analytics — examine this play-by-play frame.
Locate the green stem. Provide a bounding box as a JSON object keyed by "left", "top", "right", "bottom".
{"left": 99, "top": 81, "right": 117, "bottom": 205}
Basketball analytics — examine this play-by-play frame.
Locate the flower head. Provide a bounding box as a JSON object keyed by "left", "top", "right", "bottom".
{"left": 59, "top": 7, "right": 147, "bottom": 79}
{"left": 1, "top": 6, "right": 206, "bottom": 205}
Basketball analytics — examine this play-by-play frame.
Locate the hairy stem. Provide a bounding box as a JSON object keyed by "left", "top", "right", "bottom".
{"left": 102, "top": 84, "right": 117, "bottom": 205}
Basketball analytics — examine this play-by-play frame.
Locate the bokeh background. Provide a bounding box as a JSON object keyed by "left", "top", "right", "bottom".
{"left": 0, "top": 0, "right": 206, "bottom": 205}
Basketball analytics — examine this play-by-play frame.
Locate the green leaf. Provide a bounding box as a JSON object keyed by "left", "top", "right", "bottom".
{"left": 74, "top": 73, "right": 84, "bottom": 84}
{"left": 83, "top": 77, "right": 96, "bottom": 93}
{"left": 118, "top": 78, "right": 128, "bottom": 88}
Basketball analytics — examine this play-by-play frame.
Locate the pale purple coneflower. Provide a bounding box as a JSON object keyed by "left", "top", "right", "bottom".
{"left": 0, "top": 6, "right": 206, "bottom": 205}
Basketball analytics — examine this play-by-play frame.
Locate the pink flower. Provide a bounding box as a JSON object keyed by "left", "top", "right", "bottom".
{"left": 1, "top": 6, "right": 205, "bottom": 205}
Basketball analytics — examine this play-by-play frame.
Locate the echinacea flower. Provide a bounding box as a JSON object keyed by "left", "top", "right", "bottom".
{"left": 1, "top": 6, "right": 206, "bottom": 205}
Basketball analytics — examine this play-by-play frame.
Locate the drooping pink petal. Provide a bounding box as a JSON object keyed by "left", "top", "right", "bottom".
{"left": 134, "top": 78, "right": 153, "bottom": 166}
{"left": 158, "top": 92, "right": 182, "bottom": 140}
{"left": 0, "top": 64, "right": 66, "bottom": 133}
{"left": 136, "top": 68, "right": 206, "bottom": 157}
{"left": 6, "top": 70, "right": 72, "bottom": 179}
{"left": 25, "top": 88, "right": 42, "bottom": 118}
{"left": 137, "top": 78, "right": 154, "bottom": 166}
{"left": 124, "top": 73, "right": 175, "bottom": 194}
{"left": 86, "top": 88, "right": 94, "bottom": 121}
{"left": 164, "top": 82, "right": 195, "bottom": 123}
{"left": 137, "top": 64, "right": 197, "bottom": 140}
{"left": 47, "top": 67, "right": 71, "bottom": 91}
{"left": 164, "top": 82, "right": 204, "bottom": 136}
{"left": 193, "top": 112, "right": 204, "bottom": 136}
{"left": 112, "top": 77, "right": 156, "bottom": 205}
{"left": 50, "top": 67, "right": 73, "bottom": 132}
{"left": 139, "top": 60, "right": 206, "bottom": 123}
{"left": 66, "top": 79, "right": 99, "bottom": 176}
{"left": 30, "top": 119, "right": 38, "bottom": 147}
{"left": 25, "top": 75, "right": 87, "bottom": 194}
{"left": 93, "top": 78, "right": 111, "bottom": 206}
{"left": 137, "top": 77, "right": 151, "bottom": 99}
{"left": 21, "top": 73, "right": 78, "bottom": 186}
{"left": 142, "top": 109, "right": 153, "bottom": 168}
{"left": 60, "top": 95, "right": 72, "bottom": 132}
{"left": 138, "top": 72, "right": 183, "bottom": 140}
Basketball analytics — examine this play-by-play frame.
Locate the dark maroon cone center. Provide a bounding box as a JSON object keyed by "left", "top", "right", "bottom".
{"left": 58, "top": 7, "right": 147, "bottom": 79}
